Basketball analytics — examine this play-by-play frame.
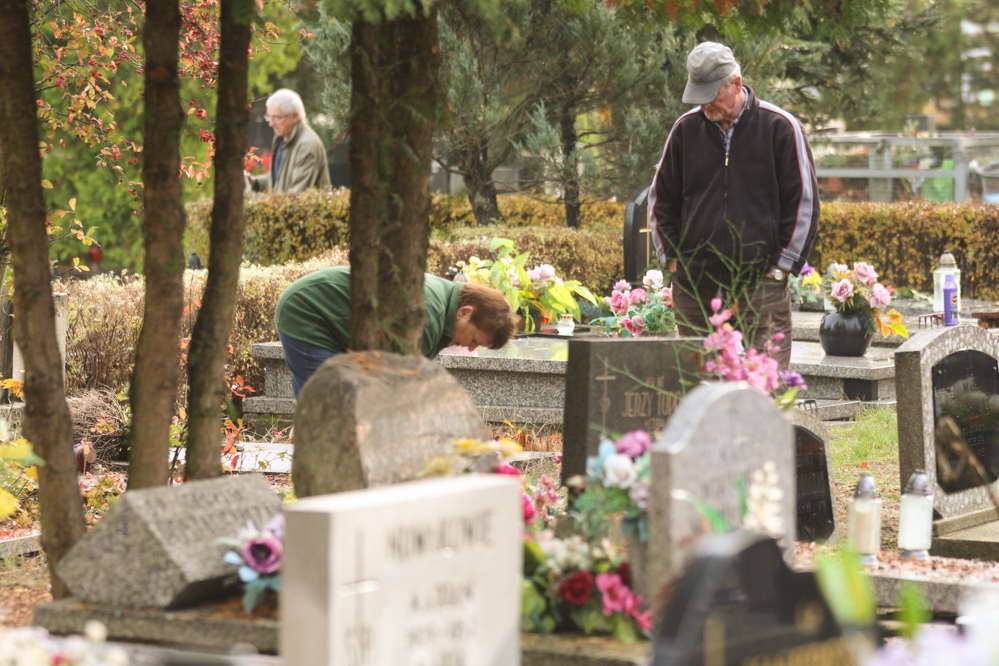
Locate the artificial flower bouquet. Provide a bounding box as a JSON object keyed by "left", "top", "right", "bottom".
{"left": 572, "top": 430, "right": 651, "bottom": 542}
{"left": 789, "top": 262, "right": 823, "bottom": 305}
{"left": 824, "top": 262, "right": 909, "bottom": 338}
{"left": 591, "top": 270, "right": 676, "bottom": 337}
{"left": 522, "top": 532, "right": 651, "bottom": 642}
{"left": 702, "top": 298, "right": 807, "bottom": 410}
{"left": 219, "top": 514, "right": 284, "bottom": 612}
{"left": 454, "top": 238, "right": 597, "bottom": 332}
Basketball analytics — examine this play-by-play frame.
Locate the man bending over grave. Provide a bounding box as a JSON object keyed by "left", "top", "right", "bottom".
{"left": 650, "top": 42, "right": 819, "bottom": 371}
{"left": 275, "top": 267, "right": 517, "bottom": 397}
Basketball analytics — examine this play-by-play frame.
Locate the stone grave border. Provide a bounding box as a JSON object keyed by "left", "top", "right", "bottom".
{"left": 896, "top": 325, "right": 999, "bottom": 531}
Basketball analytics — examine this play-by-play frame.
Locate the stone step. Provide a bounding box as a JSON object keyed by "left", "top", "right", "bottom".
{"left": 797, "top": 399, "right": 862, "bottom": 421}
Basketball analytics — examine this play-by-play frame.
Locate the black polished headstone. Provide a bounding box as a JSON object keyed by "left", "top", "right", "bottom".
{"left": 654, "top": 531, "right": 854, "bottom": 666}
{"left": 561, "top": 337, "right": 702, "bottom": 483}
{"left": 932, "top": 349, "right": 999, "bottom": 494}
{"left": 623, "top": 185, "right": 656, "bottom": 284}
{"left": 796, "top": 426, "right": 835, "bottom": 542}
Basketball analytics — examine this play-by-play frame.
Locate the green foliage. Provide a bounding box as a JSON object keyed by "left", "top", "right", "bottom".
{"left": 814, "top": 548, "right": 877, "bottom": 627}
{"left": 896, "top": 582, "right": 930, "bottom": 639}
{"left": 830, "top": 407, "right": 899, "bottom": 470}
{"left": 812, "top": 202, "right": 999, "bottom": 300}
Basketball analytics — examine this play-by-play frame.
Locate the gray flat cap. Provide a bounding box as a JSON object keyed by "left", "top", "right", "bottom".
{"left": 682, "top": 42, "right": 737, "bottom": 105}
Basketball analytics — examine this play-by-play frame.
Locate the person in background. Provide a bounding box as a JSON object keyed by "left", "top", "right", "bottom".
{"left": 275, "top": 267, "right": 517, "bottom": 397}
{"left": 246, "top": 89, "right": 332, "bottom": 193}
{"left": 650, "top": 42, "right": 819, "bottom": 371}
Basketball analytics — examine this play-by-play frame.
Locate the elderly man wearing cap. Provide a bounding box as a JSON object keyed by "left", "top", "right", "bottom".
{"left": 650, "top": 42, "right": 819, "bottom": 371}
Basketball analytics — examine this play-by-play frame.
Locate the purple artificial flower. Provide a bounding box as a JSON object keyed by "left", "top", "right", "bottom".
{"left": 242, "top": 535, "right": 283, "bottom": 574}
{"left": 800, "top": 262, "right": 815, "bottom": 276}
{"left": 779, "top": 371, "right": 808, "bottom": 390}
{"left": 616, "top": 430, "right": 652, "bottom": 458}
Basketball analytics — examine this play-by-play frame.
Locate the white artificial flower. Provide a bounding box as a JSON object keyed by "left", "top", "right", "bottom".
{"left": 84, "top": 620, "right": 108, "bottom": 644}
{"left": 602, "top": 454, "right": 637, "bottom": 489}
{"left": 743, "top": 461, "right": 786, "bottom": 539}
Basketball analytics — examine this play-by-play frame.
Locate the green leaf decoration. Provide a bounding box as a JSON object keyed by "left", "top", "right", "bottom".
{"left": 896, "top": 582, "right": 929, "bottom": 639}
{"left": 610, "top": 613, "right": 641, "bottom": 643}
{"left": 814, "top": 548, "right": 876, "bottom": 627}
{"left": 671, "top": 489, "right": 731, "bottom": 533}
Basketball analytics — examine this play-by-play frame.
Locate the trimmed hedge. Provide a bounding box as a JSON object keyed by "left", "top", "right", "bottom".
{"left": 814, "top": 203, "right": 999, "bottom": 300}
{"left": 185, "top": 191, "right": 625, "bottom": 265}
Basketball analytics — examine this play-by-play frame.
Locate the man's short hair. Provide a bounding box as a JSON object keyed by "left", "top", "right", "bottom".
{"left": 267, "top": 89, "right": 308, "bottom": 127}
{"left": 459, "top": 283, "right": 517, "bottom": 349}
{"left": 722, "top": 63, "right": 742, "bottom": 87}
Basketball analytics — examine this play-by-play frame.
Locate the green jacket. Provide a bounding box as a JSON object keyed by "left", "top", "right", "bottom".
{"left": 253, "top": 122, "right": 332, "bottom": 193}
{"left": 275, "top": 267, "right": 464, "bottom": 358}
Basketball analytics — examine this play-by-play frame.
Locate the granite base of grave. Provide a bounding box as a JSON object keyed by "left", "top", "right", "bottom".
{"left": 242, "top": 342, "right": 296, "bottom": 434}
{"left": 792, "top": 341, "right": 897, "bottom": 401}
{"left": 931, "top": 520, "right": 999, "bottom": 560}
{"left": 0, "top": 530, "right": 39, "bottom": 558}
{"left": 33, "top": 598, "right": 279, "bottom": 654}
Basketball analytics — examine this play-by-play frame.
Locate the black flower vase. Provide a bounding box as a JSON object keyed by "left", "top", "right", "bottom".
{"left": 819, "top": 311, "right": 872, "bottom": 357}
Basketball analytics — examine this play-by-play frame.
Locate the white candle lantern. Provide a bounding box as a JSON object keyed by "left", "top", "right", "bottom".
{"left": 847, "top": 474, "right": 882, "bottom": 565}
{"left": 933, "top": 251, "right": 961, "bottom": 314}
{"left": 898, "top": 469, "right": 933, "bottom": 560}
{"left": 556, "top": 313, "right": 575, "bottom": 336}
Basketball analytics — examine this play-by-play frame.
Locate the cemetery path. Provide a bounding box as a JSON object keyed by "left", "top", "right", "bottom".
{"left": 0, "top": 554, "right": 50, "bottom": 626}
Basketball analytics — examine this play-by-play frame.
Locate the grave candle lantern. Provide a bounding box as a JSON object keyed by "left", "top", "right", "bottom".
{"left": 933, "top": 251, "right": 961, "bottom": 314}
{"left": 556, "top": 313, "right": 575, "bottom": 336}
{"left": 898, "top": 469, "right": 933, "bottom": 560}
{"left": 847, "top": 474, "right": 882, "bottom": 565}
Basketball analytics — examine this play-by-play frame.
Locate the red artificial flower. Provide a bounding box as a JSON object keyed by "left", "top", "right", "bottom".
{"left": 558, "top": 571, "right": 594, "bottom": 606}
{"left": 617, "top": 562, "right": 631, "bottom": 587}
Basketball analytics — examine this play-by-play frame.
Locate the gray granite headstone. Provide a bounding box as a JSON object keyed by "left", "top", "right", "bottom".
{"left": 561, "top": 337, "right": 702, "bottom": 483}
{"left": 647, "top": 383, "right": 795, "bottom": 603}
{"left": 897, "top": 325, "right": 999, "bottom": 524}
{"left": 790, "top": 408, "right": 839, "bottom": 543}
{"left": 56, "top": 475, "right": 281, "bottom": 608}
{"left": 292, "top": 351, "right": 489, "bottom": 498}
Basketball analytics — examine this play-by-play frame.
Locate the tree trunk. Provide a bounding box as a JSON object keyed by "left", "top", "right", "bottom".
{"left": 463, "top": 138, "right": 502, "bottom": 226}
{"left": 184, "top": 0, "right": 252, "bottom": 481}
{"left": 128, "top": 0, "right": 187, "bottom": 489}
{"left": 347, "top": 9, "right": 439, "bottom": 354}
{"left": 559, "top": 97, "right": 581, "bottom": 229}
{"left": 0, "top": 0, "right": 86, "bottom": 598}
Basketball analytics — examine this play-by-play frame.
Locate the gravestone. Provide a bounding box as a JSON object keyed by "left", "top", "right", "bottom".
{"left": 623, "top": 185, "right": 655, "bottom": 284}
{"left": 293, "top": 352, "right": 489, "bottom": 498}
{"left": 561, "top": 337, "right": 703, "bottom": 483}
{"left": 282, "top": 475, "right": 521, "bottom": 666}
{"left": 654, "top": 531, "right": 853, "bottom": 666}
{"left": 791, "top": 409, "right": 839, "bottom": 543}
{"left": 647, "top": 383, "right": 796, "bottom": 603}
{"left": 3, "top": 293, "right": 69, "bottom": 400}
{"left": 896, "top": 325, "right": 999, "bottom": 557}
{"left": 56, "top": 476, "right": 281, "bottom": 608}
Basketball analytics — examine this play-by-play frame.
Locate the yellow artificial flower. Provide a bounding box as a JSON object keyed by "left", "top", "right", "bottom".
{"left": 802, "top": 272, "right": 823, "bottom": 287}
{"left": 424, "top": 456, "right": 458, "bottom": 476}
{"left": 0, "top": 489, "right": 18, "bottom": 519}
{"left": 496, "top": 438, "right": 522, "bottom": 459}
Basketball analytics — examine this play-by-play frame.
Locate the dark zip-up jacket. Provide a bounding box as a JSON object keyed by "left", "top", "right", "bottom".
{"left": 649, "top": 87, "right": 819, "bottom": 292}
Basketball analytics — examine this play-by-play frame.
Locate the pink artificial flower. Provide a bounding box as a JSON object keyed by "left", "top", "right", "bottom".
{"left": 853, "top": 262, "right": 878, "bottom": 286}
{"left": 633, "top": 609, "right": 652, "bottom": 632}
{"left": 595, "top": 573, "right": 637, "bottom": 616}
{"left": 711, "top": 297, "right": 723, "bottom": 312}
{"left": 830, "top": 278, "right": 854, "bottom": 303}
{"left": 870, "top": 283, "right": 891, "bottom": 309}
{"left": 493, "top": 461, "right": 522, "bottom": 476}
{"left": 623, "top": 315, "right": 645, "bottom": 335}
{"left": 628, "top": 288, "right": 648, "bottom": 305}
{"left": 773, "top": 332, "right": 785, "bottom": 342}
{"left": 616, "top": 430, "right": 651, "bottom": 458}
{"left": 614, "top": 280, "right": 631, "bottom": 293}
{"left": 660, "top": 287, "right": 673, "bottom": 307}
{"left": 708, "top": 308, "right": 732, "bottom": 327}
{"left": 521, "top": 491, "right": 536, "bottom": 525}
{"left": 242, "top": 536, "right": 283, "bottom": 574}
{"left": 609, "top": 291, "right": 630, "bottom": 315}
{"left": 527, "top": 267, "right": 541, "bottom": 282}
{"left": 643, "top": 270, "right": 663, "bottom": 289}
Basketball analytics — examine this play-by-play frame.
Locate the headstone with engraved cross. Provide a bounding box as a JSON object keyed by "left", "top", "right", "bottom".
{"left": 281, "top": 475, "right": 522, "bottom": 666}
{"left": 623, "top": 185, "right": 657, "bottom": 284}
{"left": 561, "top": 337, "right": 703, "bottom": 484}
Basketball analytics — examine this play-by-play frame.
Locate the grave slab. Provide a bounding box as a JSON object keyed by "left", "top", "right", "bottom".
{"left": 54, "top": 476, "right": 282, "bottom": 608}
{"left": 647, "top": 383, "right": 796, "bottom": 604}
{"left": 33, "top": 598, "right": 279, "bottom": 654}
{"left": 896, "top": 325, "right": 999, "bottom": 529}
{"left": 282, "top": 475, "right": 522, "bottom": 666}
{"left": 292, "top": 352, "right": 489, "bottom": 497}
{"left": 562, "top": 337, "right": 703, "bottom": 483}
{"left": 790, "top": 409, "right": 840, "bottom": 543}
{"left": 792, "top": 341, "right": 896, "bottom": 401}
{"left": 931, "top": 520, "right": 999, "bottom": 560}
{"left": 0, "top": 530, "right": 39, "bottom": 558}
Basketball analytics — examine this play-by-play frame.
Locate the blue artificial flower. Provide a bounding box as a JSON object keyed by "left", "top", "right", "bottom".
{"left": 586, "top": 439, "right": 618, "bottom": 479}
{"left": 224, "top": 551, "right": 244, "bottom": 566}
{"left": 238, "top": 565, "right": 260, "bottom": 583}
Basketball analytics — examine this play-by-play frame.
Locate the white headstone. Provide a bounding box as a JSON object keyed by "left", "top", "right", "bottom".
{"left": 282, "top": 475, "right": 522, "bottom": 666}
